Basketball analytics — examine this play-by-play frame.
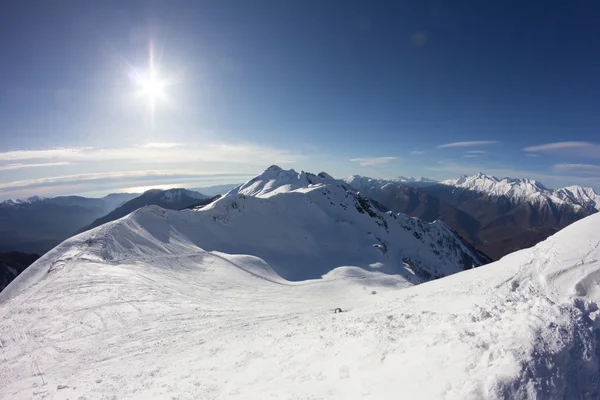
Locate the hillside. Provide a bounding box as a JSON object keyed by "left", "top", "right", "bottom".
{"left": 1, "top": 169, "right": 600, "bottom": 398}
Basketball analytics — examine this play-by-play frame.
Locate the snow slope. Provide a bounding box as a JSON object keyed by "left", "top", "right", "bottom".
{"left": 442, "top": 172, "right": 600, "bottom": 211}
{"left": 1, "top": 208, "right": 600, "bottom": 398}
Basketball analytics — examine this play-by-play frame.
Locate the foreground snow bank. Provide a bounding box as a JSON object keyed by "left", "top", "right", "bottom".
{"left": 1, "top": 200, "right": 600, "bottom": 398}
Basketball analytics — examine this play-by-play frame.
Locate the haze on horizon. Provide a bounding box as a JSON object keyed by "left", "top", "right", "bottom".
{"left": 1, "top": 1, "right": 600, "bottom": 200}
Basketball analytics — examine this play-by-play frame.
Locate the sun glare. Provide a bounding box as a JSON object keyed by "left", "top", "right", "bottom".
{"left": 129, "top": 41, "right": 174, "bottom": 126}
{"left": 141, "top": 75, "right": 166, "bottom": 101}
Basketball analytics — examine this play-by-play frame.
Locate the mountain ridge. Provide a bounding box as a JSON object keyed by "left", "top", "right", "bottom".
{"left": 442, "top": 172, "right": 600, "bottom": 211}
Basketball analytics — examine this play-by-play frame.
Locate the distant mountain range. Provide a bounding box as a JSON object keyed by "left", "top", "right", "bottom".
{"left": 190, "top": 183, "right": 240, "bottom": 197}
{"left": 0, "top": 193, "right": 138, "bottom": 254}
{"left": 346, "top": 173, "right": 599, "bottom": 260}
{"left": 0, "top": 188, "right": 224, "bottom": 256}
{"left": 442, "top": 173, "right": 600, "bottom": 211}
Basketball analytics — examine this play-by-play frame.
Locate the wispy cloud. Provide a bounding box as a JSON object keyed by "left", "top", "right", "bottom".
{"left": 522, "top": 142, "right": 592, "bottom": 152}
{"left": 522, "top": 142, "right": 600, "bottom": 158}
{"left": 465, "top": 150, "right": 487, "bottom": 154}
{"left": 350, "top": 157, "right": 398, "bottom": 166}
{"left": 525, "top": 153, "right": 541, "bottom": 157}
{"left": 436, "top": 141, "right": 498, "bottom": 149}
{"left": 0, "top": 170, "right": 253, "bottom": 192}
{"left": 0, "top": 142, "right": 302, "bottom": 165}
{"left": 0, "top": 148, "right": 86, "bottom": 161}
{"left": 0, "top": 162, "right": 70, "bottom": 171}
{"left": 462, "top": 155, "right": 478, "bottom": 158}
{"left": 554, "top": 163, "right": 600, "bottom": 175}
{"left": 140, "top": 142, "right": 183, "bottom": 149}
{"left": 410, "top": 150, "right": 426, "bottom": 156}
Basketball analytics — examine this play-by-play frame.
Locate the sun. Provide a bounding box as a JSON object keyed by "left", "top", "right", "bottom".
{"left": 140, "top": 74, "right": 166, "bottom": 102}
{"left": 126, "top": 40, "right": 177, "bottom": 126}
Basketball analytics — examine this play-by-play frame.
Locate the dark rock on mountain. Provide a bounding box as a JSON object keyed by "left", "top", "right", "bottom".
{"left": 0, "top": 252, "right": 39, "bottom": 292}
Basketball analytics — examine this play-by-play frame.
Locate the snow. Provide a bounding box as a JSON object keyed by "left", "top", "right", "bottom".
{"left": 554, "top": 186, "right": 600, "bottom": 211}
{"left": 344, "top": 175, "right": 437, "bottom": 192}
{"left": 1, "top": 167, "right": 600, "bottom": 399}
{"left": 442, "top": 172, "right": 600, "bottom": 211}
{"left": 396, "top": 176, "right": 438, "bottom": 185}
{"left": 0, "top": 196, "right": 47, "bottom": 206}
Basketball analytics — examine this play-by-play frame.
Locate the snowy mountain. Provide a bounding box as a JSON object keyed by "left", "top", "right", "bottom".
{"left": 0, "top": 195, "right": 48, "bottom": 206}
{"left": 0, "top": 193, "right": 138, "bottom": 255}
{"left": 345, "top": 173, "right": 598, "bottom": 260}
{"left": 345, "top": 177, "right": 481, "bottom": 246}
{"left": 344, "top": 175, "right": 437, "bottom": 192}
{"left": 80, "top": 188, "right": 215, "bottom": 233}
{"left": 396, "top": 176, "right": 438, "bottom": 186}
{"left": 2, "top": 170, "right": 600, "bottom": 398}
{"left": 554, "top": 185, "right": 600, "bottom": 211}
{"left": 189, "top": 165, "right": 487, "bottom": 280}
{"left": 442, "top": 172, "right": 600, "bottom": 211}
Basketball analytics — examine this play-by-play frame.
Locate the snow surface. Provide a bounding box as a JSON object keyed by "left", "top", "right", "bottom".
{"left": 2, "top": 168, "right": 600, "bottom": 399}
{"left": 442, "top": 172, "right": 600, "bottom": 211}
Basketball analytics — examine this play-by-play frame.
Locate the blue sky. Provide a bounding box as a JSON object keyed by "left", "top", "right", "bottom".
{"left": 1, "top": 1, "right": 600, "bottom": 199}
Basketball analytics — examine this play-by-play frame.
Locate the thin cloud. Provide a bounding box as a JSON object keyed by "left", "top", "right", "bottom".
{"left": 140, "top": 142, "right": 183, "bottom": 149}
{"left": 410, "top": 150, "right": 426, "bottom": 156}
{"left": 554, "top": 163, "right": 600, "bottom": 175}
{"left": 522, "top": 142, "right": 600, "bottom": 158}
{"left": 0, "top": 170, "right": 254, "bottom": 192}
{"left": 350, "top": 157, "right": 398, "bottom": 166}
{"left": 436, "top": 141, "right": 498, "bottom": 149}
{"left": 0, "top": 162, "right": 70, "bottom": 171}
{"left": 0, "top": 143, "right": 303, "bottom": 165}
{"left": 525, "top": 153, "right": 541, "bottom": 157}
{"left": 522, "top": 142, "right": 592, "bottom": 152}
{"left": 465, "top": 150, "right": 488, "bottom": 154}
{"left": 0, "top": 148, "right": 86, "bottom": 161}
{"left": 462, "top": 155, "right": 478, "bottom": 158}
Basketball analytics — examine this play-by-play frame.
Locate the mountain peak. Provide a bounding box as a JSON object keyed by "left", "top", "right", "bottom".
{"left": 230, "top": 167, "right": 335, "bottom": 198}
{"left": 265, "top": 165, "right": 283, "bottom": 172}
{"left": 317, "top": 172, "right": 334, "bottom": 180}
